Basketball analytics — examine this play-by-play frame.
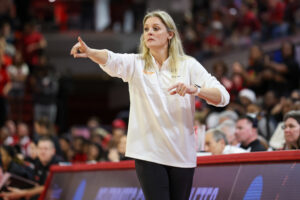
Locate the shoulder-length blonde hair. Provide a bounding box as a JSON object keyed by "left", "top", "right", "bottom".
{"left": 139, "top": 10, "right": 185, "bottom": 74}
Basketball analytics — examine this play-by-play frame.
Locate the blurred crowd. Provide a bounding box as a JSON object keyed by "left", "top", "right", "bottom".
{"left": 181, "top": 0, "right": 300, "bottom": 60}
{"left": 0, "top": 0, "right": 300, "bottom": 199}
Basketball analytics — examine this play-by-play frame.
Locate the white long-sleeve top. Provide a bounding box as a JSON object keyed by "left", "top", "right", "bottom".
{"left": 100, "top": 50, "right": 229, "bottom": 167}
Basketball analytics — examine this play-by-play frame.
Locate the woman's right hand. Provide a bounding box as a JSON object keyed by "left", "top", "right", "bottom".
{"left": 70, "top": 36, "right": 91, "bottom": 58}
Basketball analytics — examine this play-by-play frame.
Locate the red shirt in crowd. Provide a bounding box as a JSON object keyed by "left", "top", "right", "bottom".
{"left": 0, "top": 65, "right": 10, "bottom": 97}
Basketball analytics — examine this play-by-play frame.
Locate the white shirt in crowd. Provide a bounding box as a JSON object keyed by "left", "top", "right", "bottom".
{"left": 100, "top": 50, "right": 229, "bottom": 168}
{"left": 222, "top": 145, "right": 249, "bottom": 154}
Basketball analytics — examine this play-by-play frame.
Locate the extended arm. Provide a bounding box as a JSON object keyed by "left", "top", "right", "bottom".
{"left": 70, "top": 37, "right": 108, "bottom": 65}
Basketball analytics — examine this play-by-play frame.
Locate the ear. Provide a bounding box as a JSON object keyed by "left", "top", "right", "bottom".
{"left": 168, "top": 31, "right": 174, "bottom": 40}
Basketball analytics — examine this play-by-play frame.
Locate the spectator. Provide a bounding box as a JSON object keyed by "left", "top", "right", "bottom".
{"left": 258, "top": 90, "right": 279, "bottom": 141}
{"left": 117, "top": 135, "right": 129, "bottom": 161}
{"left": 0, "top": 136, "right": 62, "bottom": 200}
{"left": 282, "top": 110, "right": 300, "bottom": 150}
{"left": 33, "top": 116, "right": 62, "bottom": 157}
{"left": 58, "top": 135, "right": 74, "bottom": 162}
{"left": 264, "top": 41, "right": 300, "bottom": 95}
{"left": 204, "top": 129, "right": 247, "bottom": 155}
{"left": 7, "top": 50, "right": 29, "bottom": 121}
{"left": 238, "top": 2, "right": 261, "bottom": 41}
{"left": 30, "top": 54, "right": 59, "bottom": 123}
{"left": 21, "top": 21, "right": 47, "bottom": 70}
{"left": 0, "top": 145, "right": 33, "bottom": 180}
{"left": 217, "top": 119, "right": 239, "bottom": 146}
{"left": 16, "top": 122, "right": 31, "bottom": 157}
{"left": 108, "top": 118, "right": 126, "bottom": 149}
{"left": 212, "top": 60, "right": 233, "bottom": 93}
{"left": 87, "top": 142, "right": 104, "bottom": 162}
{"left": 235, "top": 115, "right": 266, "bottom": 152}
{"left": 0, "top": 48, "right": 11, "bottom": 126}
{"left": 72, "top": 136, "right": 88, "bottom": 163}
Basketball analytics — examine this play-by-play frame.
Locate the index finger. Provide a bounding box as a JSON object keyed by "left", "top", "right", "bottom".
{"left": 78, "top": 36, "right": 86, "bottom": 48}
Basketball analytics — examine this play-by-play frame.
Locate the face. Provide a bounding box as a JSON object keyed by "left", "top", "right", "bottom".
{"left": 235, "top": 119, "right": 253, "bottom": 143}
{"left": 37, "top": 140, "right": 55, "bottom": 165}
{"left": 250, "top": 46, "right": 262, "bottom": 60}
{"left": 17, "top": 123, "right": 29, "bottom": 137}
{"left": 282, "top": 42, "right": 292, "bottom": 58}
{"left": 0, "top": 148, "right": 11, "bottom": 166}
{"left": 204, "top": 132, "right": 224, "bottom": 155}
{"left": 117, "top": 135, "right": 127, "bottom": 155}
{"left": 284, "top": 118, "right": 300, "bottom": 146}
{"left": 143, "top": 17, "right": 173, "bottom": 50}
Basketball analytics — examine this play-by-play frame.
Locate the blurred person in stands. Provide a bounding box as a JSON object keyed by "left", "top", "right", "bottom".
{"left": 235, "top": 115, "right": 266, "bottom": 152}
{"left": 211, "top": 60, "right": 233, "bottom": 96}
{"left": 282, "top": 110, "right": 300, "bottom": 150}
{"left": 0, "top": 47, "right": 11, "bottom": 127}
{"left": 0, "top": 137, "right": 62, "bottom": 200}
{"left": 86, "top": 116, "right": 102, "bottom": 131}
{"left": 33, "top": 116, "right": 62, "bottom": 157}
{"left": 0, "top": 0, "right": 15, "bottom": 25}
{"left": 72, "top": 136, "right": 88, "bottom": 163}
{"left": 71, "top": 10, "right": 229, "bottom": 200}
{"left": 24, "top": 142, "right": 38, "bottom": 169}
{"left": 30, "top": 54, "right": 59, "bottom": 123}
{"left": 264, "top": 41, "right": 299, "bottom": 96}
{"left": 0, "top": 145, "right": 33, "bottom": 180}
{"left": 58, "top": 135, "right": 74, "bottom": 162}
{"left": 117, "top": 135, "right": 129, "bottom": 161}
{"left": 258, "top": 90, "right": 279, "bottom": 141}
{"left": 7, "top": 50, "right": 29, "bottom": 121}
{"left": 108, "top": 118, "right": 126, "bottom": 149}
{"left": 21, "top": 21, "right": 47, "bottom": 71}
{"left": 261, "top": 0, "right": 289, "bottom": 40}
{"left": 4, "top": 119, "right": 18, "bottom": 145}
{"left": 205, "top": 129, "right": 247, "bottom": 155}
{"left": 269, "top": 96, "right": 295, "bottom": 149}
{"left": 217, "top": 119, "right": 239, "bottom": 146}
{"left": 237, "top": 2, "right": 261, "bottom": 41}
{"left": 0, "top": 24, "right": 15, "bottom": 57}
{"left": 232, "top": 45, "right": 269, "bottom": 97}
{"left": 16, "top": 122, "right": 31, "bottom": 157}
{"left": 91, "top": 127, "right": 111, "bottom": 151}
{"left": 87, "top": 142, "right": 104, "bottom": 163}
{"left": 0, "top": 126, "right": 10, "bottom": 145}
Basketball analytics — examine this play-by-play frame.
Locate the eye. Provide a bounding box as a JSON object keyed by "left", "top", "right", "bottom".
{"left": 144, "top": 27, "right": 149, "bottom": 32}
{"left": 153, "top": 27, "right": 159, "bottom": 31}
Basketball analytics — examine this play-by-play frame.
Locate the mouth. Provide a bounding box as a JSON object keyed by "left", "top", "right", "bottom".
{"left": 147, "top": 38, "right": 154, "bottom": 42}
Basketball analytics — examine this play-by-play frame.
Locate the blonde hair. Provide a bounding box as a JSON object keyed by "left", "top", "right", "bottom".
{"left": 139, "top": 10, "right": 185, "bottom": 75}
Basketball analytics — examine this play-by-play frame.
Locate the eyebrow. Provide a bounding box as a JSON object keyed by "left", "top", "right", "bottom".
{"left": 144, "top": 23, "right": 161, "bottom": 27}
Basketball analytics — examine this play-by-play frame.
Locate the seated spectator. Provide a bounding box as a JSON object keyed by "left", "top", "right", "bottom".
{"left": 72, "top": 136, "right": 88, "bottom": 163}
{"left": 204, "top": 129, "right": 247, "bottom": 155}
{"left": 117, "top": 135, "right": 130, "bottom": 161}
{"left": 58, "top": 135, "right": 74, "bottom": 162}
{"left": 16, "top": 122, "right": 31, "bottom": 157}
{"left": 108, "top": 118, "right": 126, "bottom": 149}
{"left": 235, "top": 115, "right": 266, "bottom": 152}
{"left": 0, "top": 145, "right": 33, "bottom": 180}
{"left": 87, "top": 142, "right": 104, "bottom": 163}
{"left": 0, "top": 136, "right": 62, "bottom": 199}
{"left": 33, "top": 116, "right": 62, "bottom": 157}
{"left": 217, "top": 119, "right": 239, "bottom": 146}
{"left": 282, "top": 110, "right": 300, "bottom": 150}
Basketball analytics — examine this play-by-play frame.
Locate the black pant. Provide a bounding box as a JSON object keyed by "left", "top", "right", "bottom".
{"left": 135, "top": 159, "right": 195, "bottom": 200}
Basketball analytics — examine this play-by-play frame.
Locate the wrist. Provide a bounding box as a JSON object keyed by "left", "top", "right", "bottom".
{"left": 192, "top": 84, "right": 201, "bottom": 96}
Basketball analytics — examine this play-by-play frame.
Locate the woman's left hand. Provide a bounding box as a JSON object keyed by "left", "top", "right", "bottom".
{"left": 168, "top": 83, "right": 197, "bottom": 96}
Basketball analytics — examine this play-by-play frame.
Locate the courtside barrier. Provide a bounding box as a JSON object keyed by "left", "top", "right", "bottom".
{"left": 40, "top": 150, "right": 300, "bottom": 200}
